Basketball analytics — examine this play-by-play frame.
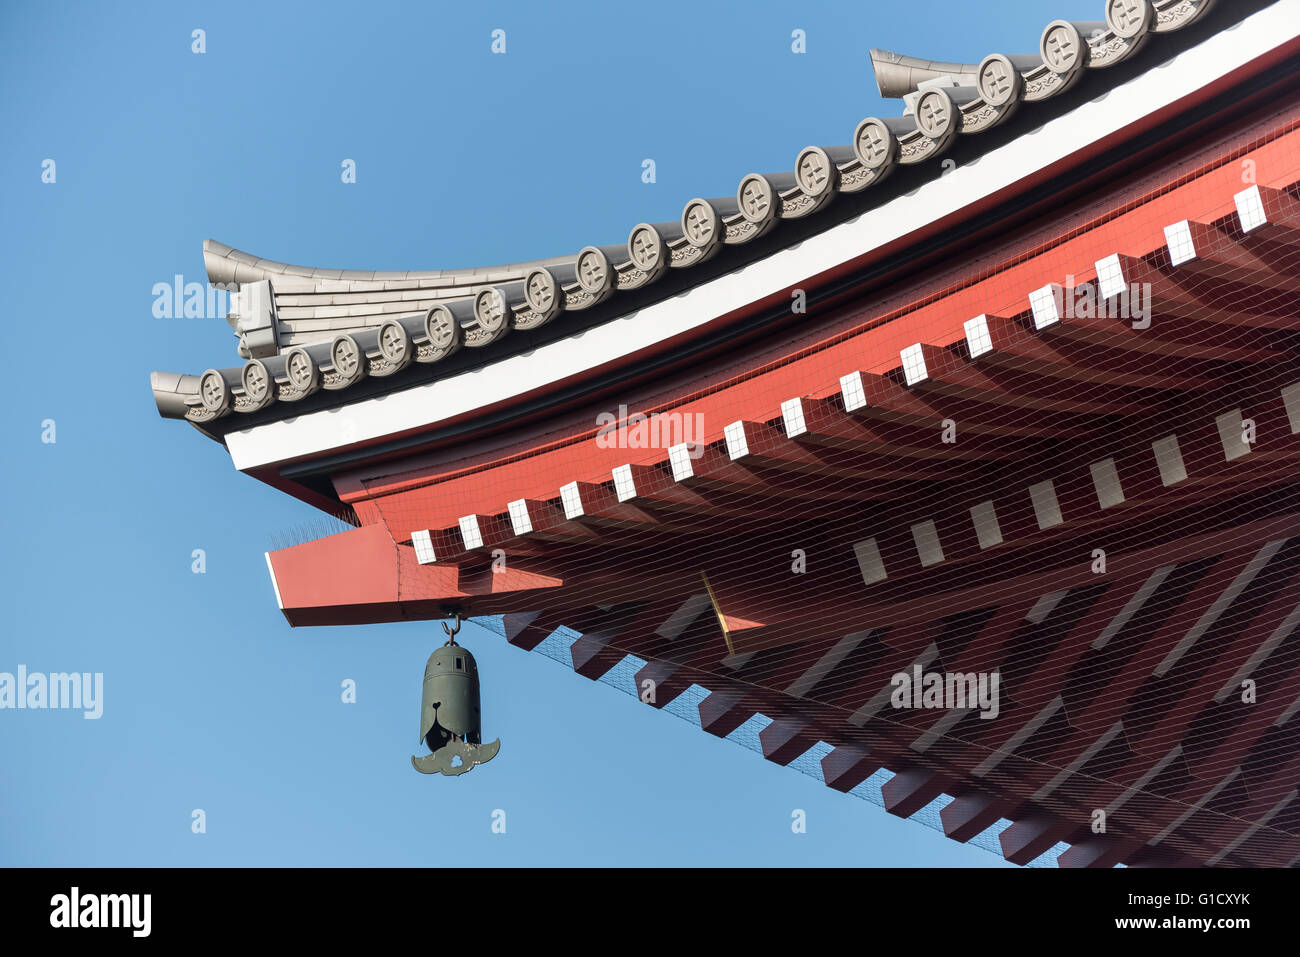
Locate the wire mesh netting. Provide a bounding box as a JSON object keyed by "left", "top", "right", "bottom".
{"left": 337, "top": 57, "right": 1300, "bottom": 868}
{"left": 476, "top": 614, "right": 1069, "bottom": 866}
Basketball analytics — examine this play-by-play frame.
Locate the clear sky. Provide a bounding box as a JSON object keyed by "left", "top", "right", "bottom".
{"left": 0, "top": 0, "right": 1100, "bottom": 867}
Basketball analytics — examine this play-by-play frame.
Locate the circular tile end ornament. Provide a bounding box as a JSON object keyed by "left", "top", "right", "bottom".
{"left": 681, "top": 200, "right": 720, "bottom": 250}
{"left": 285, "top": 348, "right": 318, "bottom": 393}
{"left": 977, "top": 54, "right": 1022, "bottom": 108}
{"left": 794, "top": 146, "right": 838, "bottom": 198}
{"left": 736, "top": 175, "right": 776, "bottom": 226}
{"left": 854, "top": 118, "right": 897, "bottom": 171}
{"left": 378, "top": 319, "right": 412, "bottom": 367}
{"left": 524, "top": 268, "right": 558, "bottom": 316}
{"left": 199, "top": 369, "right": 229, "bottom": 414}
{"left": 241, "top": 359, "right": 271, "bottom": 403}
{"left": 575, "top": 246, "right": 612, "bottom": 294}
{"left": 423, "top": 304, "right": 462, "bottom": 362}
{"left": 1040, "top": 20, "right": 1086, "bottom": 77}
{"left": 627, "top": 223, "right": 665, "bottom": 272}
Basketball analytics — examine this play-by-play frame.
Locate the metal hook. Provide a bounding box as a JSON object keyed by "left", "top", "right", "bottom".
{"left": 441, "top": 612, "right": 464, "bottom": 646}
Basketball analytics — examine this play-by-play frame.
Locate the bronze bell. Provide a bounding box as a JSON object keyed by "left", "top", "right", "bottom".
{"left": 412, "top": 619, "right": 500, "bottom": 776}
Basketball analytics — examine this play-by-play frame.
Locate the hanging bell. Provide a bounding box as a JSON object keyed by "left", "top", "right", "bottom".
{"left": 411, "top": 623, "right": 500, "bottom": 776}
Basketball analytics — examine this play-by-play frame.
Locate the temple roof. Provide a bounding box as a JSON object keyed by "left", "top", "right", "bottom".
{"left": 152, "top": 0, "right": 1222, "bottom": 427}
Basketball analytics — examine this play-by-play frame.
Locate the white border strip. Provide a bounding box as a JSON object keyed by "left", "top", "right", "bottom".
{"left": 264, "top": 552, "right": 285, "bottom": 609}
{"left": 226, "top": 2, "right": 1300, "bottom": 472}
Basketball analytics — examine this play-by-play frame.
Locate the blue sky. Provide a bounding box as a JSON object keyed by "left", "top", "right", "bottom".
{"left": 0, "top": 0, "right": 1097, "bottom": 867}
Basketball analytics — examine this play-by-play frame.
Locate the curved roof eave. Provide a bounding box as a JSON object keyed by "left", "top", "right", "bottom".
{"left": 152, "top": 0, "right": 1233, "bottom": 429}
